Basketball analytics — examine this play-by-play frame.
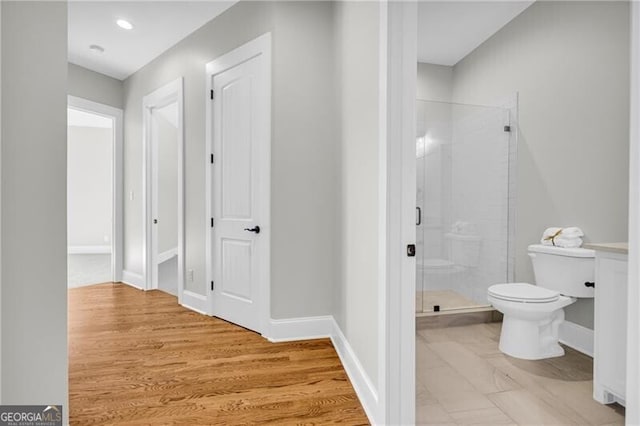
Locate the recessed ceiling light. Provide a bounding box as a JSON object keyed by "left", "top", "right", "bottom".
{"left": 89, "top": 44, "right": 105, "bottom": 54}
{"left": 116, "top": 19, "right": 133, "bottom": 30}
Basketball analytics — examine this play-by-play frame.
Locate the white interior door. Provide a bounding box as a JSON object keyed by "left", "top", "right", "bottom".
{"left": 208, "top": 35, "right": 270, "bottom": 334}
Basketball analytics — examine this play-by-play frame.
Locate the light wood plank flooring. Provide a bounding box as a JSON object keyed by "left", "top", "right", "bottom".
{"left": 416, "top": 322, "right": 625, "bottom": 425}
{"left": 69, "top": 283, "right": 368, "bottom": 425}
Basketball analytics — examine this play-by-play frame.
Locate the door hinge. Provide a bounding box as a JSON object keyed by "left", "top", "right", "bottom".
{"left": 211, "top": 281, "right": 215, "bottom": 291}
{"left": 210, "top": 89, "right": 214, "bottom": 100}
{"left": 504, "top": 125, "right": 511, "bottom": 132}
{"left": 210, "top": 153, "right": 214, "bottom": 164}
{"left": 211, "top": 217, "right": 214, "bottom": 228}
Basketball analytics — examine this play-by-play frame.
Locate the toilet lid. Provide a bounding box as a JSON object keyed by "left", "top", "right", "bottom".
{"left": 488, "top": 283, "right": 559, "bottom": 303}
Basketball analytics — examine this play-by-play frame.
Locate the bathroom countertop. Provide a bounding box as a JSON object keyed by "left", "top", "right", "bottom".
{"left": 583, "top": 242, "right": 628, "bottom": 255}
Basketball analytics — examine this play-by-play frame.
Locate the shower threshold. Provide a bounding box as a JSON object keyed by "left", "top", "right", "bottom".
{"left": 416, "top": 305, "right": 494, "bottom": 317}
{"left": 416, "top": 289, "right": 495, "bottom": 316}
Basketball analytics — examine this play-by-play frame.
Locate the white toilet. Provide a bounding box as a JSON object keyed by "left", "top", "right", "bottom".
{"left": 487, "top": 244, "right": 595, "bottom": 360}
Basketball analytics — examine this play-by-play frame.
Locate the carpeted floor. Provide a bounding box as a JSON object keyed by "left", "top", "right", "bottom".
{"left": 68, "top": 254, "right": 111, "bottom": 288}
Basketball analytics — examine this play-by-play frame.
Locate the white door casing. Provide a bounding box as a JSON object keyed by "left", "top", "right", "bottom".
{"left": 142, "top": 78, "right": 185, "bottom": 303}
{"left": 205, "top": 33, "right": 271, "bottom": 334}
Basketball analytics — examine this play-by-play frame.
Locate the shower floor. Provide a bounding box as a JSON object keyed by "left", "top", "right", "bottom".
{"left": 416, "top": 289, "right": 490, "bottom": 314}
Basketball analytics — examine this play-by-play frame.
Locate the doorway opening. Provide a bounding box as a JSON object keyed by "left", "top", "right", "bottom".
{"left": 67, "top": 96, "right": 123, "bottom": 288}
{"left": 142, "top": 78, "right": 185, "bottom": 303}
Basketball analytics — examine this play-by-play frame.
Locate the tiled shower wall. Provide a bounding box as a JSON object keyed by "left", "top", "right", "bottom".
{"left": 416, "top": 100, "right": 516, "bottom": 309}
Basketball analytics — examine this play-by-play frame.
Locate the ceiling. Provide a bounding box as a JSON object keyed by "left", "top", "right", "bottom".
{"left": 418, "top": 1, "right": 535, "bottom": 66}
{"left": 68, "top": 1, "right": 236, "bottom": 80}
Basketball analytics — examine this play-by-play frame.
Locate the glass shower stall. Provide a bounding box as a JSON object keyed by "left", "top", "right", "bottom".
{"left": 415, "top": 99, "right": 516, "bottom": 314}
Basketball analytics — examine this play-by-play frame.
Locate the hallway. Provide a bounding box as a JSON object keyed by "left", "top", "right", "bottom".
{"left": 68, "top": 284, "right": 368, "bottom": 424}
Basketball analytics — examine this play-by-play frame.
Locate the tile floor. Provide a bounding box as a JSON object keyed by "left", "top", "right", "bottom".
{"left": 416, "top": 321, "right": 625, "bottom": 425}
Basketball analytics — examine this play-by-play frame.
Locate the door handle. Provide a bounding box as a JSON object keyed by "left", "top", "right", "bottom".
{"left": 244, "top": 226, "right": 261, "bottom": 234}
{"left": 416, "top": 207, "right": 422, "bottom": 226}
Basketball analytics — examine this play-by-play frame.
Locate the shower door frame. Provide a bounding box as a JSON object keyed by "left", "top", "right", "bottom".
{"left": 415, "top": 99, "right": 517, "bottom": 316}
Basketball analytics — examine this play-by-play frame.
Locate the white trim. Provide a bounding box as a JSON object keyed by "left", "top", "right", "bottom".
{"left": 142, "top": 78, "right": 185, "bottom": 306}
{"left": 157, "top": 247, "right": 178, "bottom": 264}
{"left": 382, "top": 3, "right": 417, "bottom": 425}
{"left": 377, "top": 3, "right": 389, "bottom": 425}
{"left": 559, "top": 320, "right": 594, "bottom": 358}
{"left": 266, "top": 316, "right": 333, "bottom": 343}
{"left": 121, "top": 270, "right": 144, "bottom": 290}
{"left": 181, "top": 290, "right": 208, "bottom": 315}
{"left": 67, "top": 95, "right": 123, "bottom": 283}
{"left": 67, "top": 245, "right": 111, "bottom": 255}
{"left": 330, "top": 319, "right": 379, "bottom": 425}
{"left": 627, "top": 2, "right": 640, "bottom": 423}
{"left": 205, "top": 33, "right": 272, "bottom": 335}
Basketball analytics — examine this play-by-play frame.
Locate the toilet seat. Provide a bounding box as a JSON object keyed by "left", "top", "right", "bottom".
{"left": 488, "top": 283, "right": 559, "bottom": 303}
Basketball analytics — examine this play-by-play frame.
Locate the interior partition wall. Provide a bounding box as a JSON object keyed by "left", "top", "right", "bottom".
{"left": 416, "top": 100, "right": 516, "bottom": 314}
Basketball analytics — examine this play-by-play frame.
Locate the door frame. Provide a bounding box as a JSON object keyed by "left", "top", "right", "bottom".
{"left": 205, "top": 33, "right": 271, "bottom": 335}
{"left": 142, "top": 78, "right": 185, "bottom": 303}
{"left": 380, "top": 2, "right": 417, "bottom": 425}
{"left": 67, "top": 95, "right": 124, "bottom": 284}
{"left": 627, "top": 2, "right": 640, "bottom": 423}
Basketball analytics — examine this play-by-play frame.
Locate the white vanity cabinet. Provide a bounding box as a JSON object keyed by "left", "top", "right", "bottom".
{"left": 589, "top": 244, "right": 628, "bottom": 406}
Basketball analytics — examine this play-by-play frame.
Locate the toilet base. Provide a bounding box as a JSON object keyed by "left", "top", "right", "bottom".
{"left": 498, "top": 308, "right": 566, "bottom": 360}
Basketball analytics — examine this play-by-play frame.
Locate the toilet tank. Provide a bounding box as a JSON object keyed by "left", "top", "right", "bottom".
{"left": 445, "top": 233, "right": 481, "bottom": 267}
{"left": 528, "top": 244, "right": 595, "bottom": 298}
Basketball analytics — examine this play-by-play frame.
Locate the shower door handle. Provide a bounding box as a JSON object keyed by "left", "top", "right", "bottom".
{"left": 416, "top": 207, "right": 422, "bottom": 226}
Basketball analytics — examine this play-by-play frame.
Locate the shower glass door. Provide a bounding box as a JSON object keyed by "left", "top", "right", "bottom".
{"left": 415, "top": 100, "right": 513, "bottom": 314}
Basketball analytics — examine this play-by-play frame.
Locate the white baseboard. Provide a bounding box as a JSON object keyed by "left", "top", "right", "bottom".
{"left": 158, "top": 248, "right": 178, "bottom": 264}
{"left": 121, "top": 270, "right": 144, "bottom": 290}
{"left": 330, "top": 318, "right": 379, "bottom": 424}
{"left": 181, "top": 290, "right": 207, "bottom": 315}
{"left": 266, "top": 316, "right": 334, "bottom": 342}
{"left": 559, "top": 320, "right": 594, "bottom": 357}
{"left": 68, "top": 245, "right": 111, "bottom": 254}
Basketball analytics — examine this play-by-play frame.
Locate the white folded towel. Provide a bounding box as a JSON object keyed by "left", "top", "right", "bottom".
{"left": 542, "top": 227, "right": 562, "bottom": 241}
{"left": 541, "top": 227, "right": 584, "bottom": 247}
{"left": 558, "top": 227, "right": 584, "bottom": 239}
{"left": 553, "top": 237, "right": 583, "bottom": 248}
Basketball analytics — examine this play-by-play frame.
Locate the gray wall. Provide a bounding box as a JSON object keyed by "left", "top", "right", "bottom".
{"left": 447, "top": 1, "right": 630, "bottom": 328}
{"left": 67, "top": 126, "right": 112, "bottom": 248}
{"left": 68, "top": 62, "right": 124, "bottom": 110}
{"left": 67, "top": 63, "right": 124, "bottom": 109}
{"left": 334, "top": 0, "right": 380, "bottom": 389}
{"left": 1, "top": 0, "right": 68, "bottom": 414}
{"left": 417, "top": 62, "right": 452, "bottom": 102}
{"left": 123, "top": 1, "right": 339, "bottom": 318}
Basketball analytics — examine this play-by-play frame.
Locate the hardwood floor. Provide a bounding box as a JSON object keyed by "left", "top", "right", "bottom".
{"left": 69, "top": 283, "right": 368, "bottom": 425}
{"left": 416, "top": 322, "right": 625, "bottom": 425}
